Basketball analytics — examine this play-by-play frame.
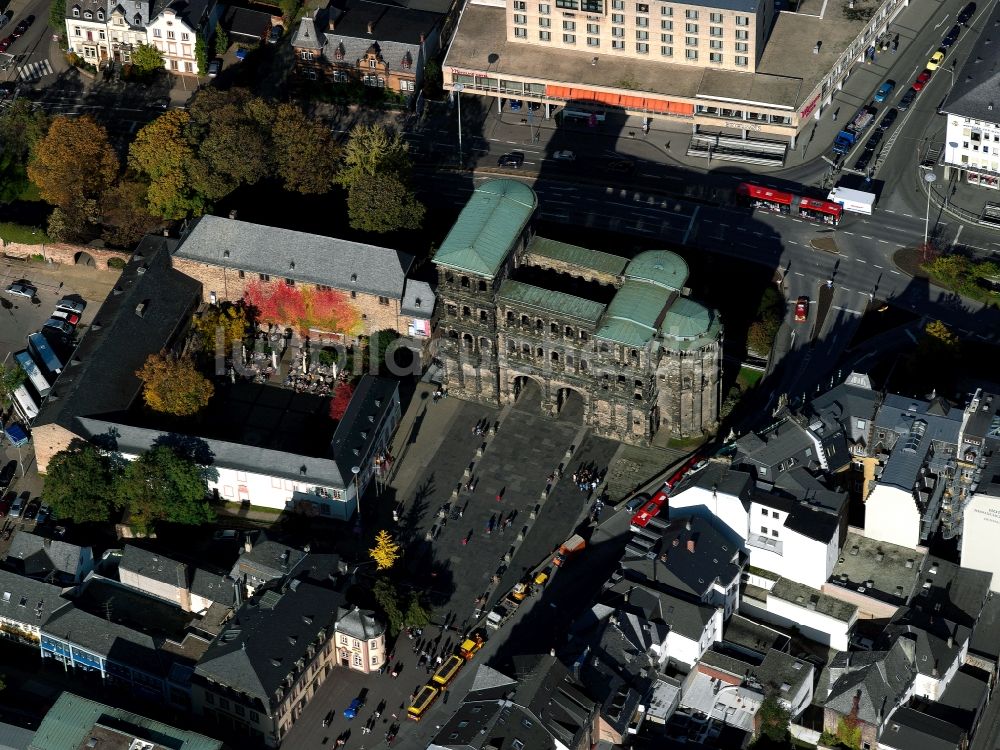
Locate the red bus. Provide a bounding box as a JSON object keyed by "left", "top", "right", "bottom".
{"left": 736, "top": 182, "right": 794, "bottom": 214}
{"left": 631, "top": 487, "right": 669, "bottom": 529}
{"left": 798, "top": 197, "right": 843, "bottom": 226}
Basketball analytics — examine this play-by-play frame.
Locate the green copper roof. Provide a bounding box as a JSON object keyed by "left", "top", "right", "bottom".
{"left": 528, "top": 236, "right": 628, "bottom": 277}
{"left": 32, "top": 693, "right": 224, "bottom": 750}
{"left": 596, "top": 279, "right": 671, "bottom": 347}
{"left": 434, "top": 180, "right": 537, "bottom": 278}
{"left": 661, "top": 298, "right": 722, "bottom": 351}
{"left": 625, "top": 250, "right": 689, "bottom": 291}
{"left": 497, "top": 280, "right": 605, "bottom": 323}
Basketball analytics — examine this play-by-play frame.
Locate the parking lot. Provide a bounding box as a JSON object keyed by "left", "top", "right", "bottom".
{"left": 1, "top": 256, "right": 120, "bottom": 516}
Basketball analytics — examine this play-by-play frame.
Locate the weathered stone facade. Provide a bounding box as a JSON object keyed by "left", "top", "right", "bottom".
{"left": 432, "top": 180, "right": 721, "bottom": 446}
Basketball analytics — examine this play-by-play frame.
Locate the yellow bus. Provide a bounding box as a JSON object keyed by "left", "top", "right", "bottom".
{"left": 432, "top": 655, "right": 464, "bottom": 687}
{"left": 407, "top": 684, "right": 439, "bottom": 721}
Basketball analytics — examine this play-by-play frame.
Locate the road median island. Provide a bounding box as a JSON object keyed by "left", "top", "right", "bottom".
{"left": 809, "top": 236, "right": 840, "bottom": 254}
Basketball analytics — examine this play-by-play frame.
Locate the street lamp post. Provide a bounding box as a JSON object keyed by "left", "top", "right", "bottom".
{"left": 453, "top": 83, "right": 464, "bottom": 167}
{"left": 923, "top": 170, "right": 938, "bottom": 246}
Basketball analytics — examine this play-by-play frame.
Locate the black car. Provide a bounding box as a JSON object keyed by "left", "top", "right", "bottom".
{"left": 497, "top": 152, "right": 525, "bottom": 168}
{"left": 942, "top": 24, "right": 961, "bottom": 47}
{"left": 0, "top": 461, "right": 16, "bottom": 494}
{"left": 22, "top": 499, "right": 39, "bottom": 521}
{"left": 0, "top": 81, "right": 16, "bottom": 99}
{"left": 865, "top": 130, "right": 884, "bottom": 150}
{"left": 322, "top": 711, "right": 334, "bottom": 727}
{"left": 958, "top": 2, "right": 976, "bottom": 24}
{"left": 11, "top": 14, "right": 33, "bottom": 38}
{"left": 854, "top": 150, "right": 873, "bottom": 171}
{"left": 878, "top": 108, "right": 898, "bottom": 131}
{"left": 898, "top": 88, "right": 917, "bottom": 111}
{"left": 527, "top": 102, "right": 541, "bottom": 111}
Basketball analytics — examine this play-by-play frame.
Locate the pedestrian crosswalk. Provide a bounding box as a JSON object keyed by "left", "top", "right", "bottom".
{"left": 17, "top": 59, "right": 54, "bottom": 82}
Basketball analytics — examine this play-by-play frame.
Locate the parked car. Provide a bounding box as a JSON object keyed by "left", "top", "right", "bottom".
{"left": 11, "top": 14, "right": 33, "bottom": 37}
{"left": 235, "top": 47, "right": 248, "bottom": 61}
{"left": 911, "top": 70, "right": 931, "bottom": 92}
{"left": 878, "top": 108, "right": 898, "bottom": 131}
{"left": 0, "top": 461, "right": 16, "bottom": 495}
{"left": 23, "top": 499, "right": 39, "bottom": 521}
{"left": 322, "top": 711, "right": 334, "bottom": 727}
{"left": 605, "top": 157, "right": 636, "bottom": 174}
{"left": 551, "top": 150, "right": 575, "bottom": 160}
{"left": 853, "top": 149, "right": 873, "bottom": 171}
{"left": 927, "top": 50, "right": 945, "bottom": 70}
{"left": 497, "top": 152, "right": 525, "bottom": 168}
{"left": 0, "top": 493, "right": 12, "bottom": 518}
{"left": 4, "top": 282, "right": 36, "bottom": 299}
{"left": 958, "top": 2, "right": 976, "bottom": 25}
{"left": 865, "top": 130, "right": 884, "bottom": 151}
{"left": 50, "top": 309, "right": 80, "bottom": 326}
{"left": 55, "top": 297, "right": 86, "bottom": 315}
{"left": 794, "top": 296, "right": 809, "bottom": 323}
{"left": 0, "top": 82, "right": 17, "bottom": 99}
{"left": 942, "top": 24, "right": 961, "bottom": 47}
{"left": 268, "top": 25, "right": 283, "bottom": 43}
{"left": 0, "top": 34, "right": 13, "bottom": 52}
{"left": 207, "top": 58, "right": 222, "bottom": 77}
{"left": 874, "top": 80, "right": 895, "bottom": 102}
{"left": 509, "top": 99, "right": 522, "bottom": 111}
{"left": 0, "top": 12, "right": 10, "bottom": 28}
{"left": 898, "top": 88, "right": 917, "bottom": 111}
{"left": 36, "top": 504, "right": 51, "bottom": 524}
{"left": 624, "top": 493, "right": 650, "bottom": 513}
{"left": 527, "top": 101, "right": 541, "bottom": 111}
{"left": 42, "top": 318, "right": 74, "bottom": 337}
{"left": 9, "top": 496, "right": 24, "bottom": 519}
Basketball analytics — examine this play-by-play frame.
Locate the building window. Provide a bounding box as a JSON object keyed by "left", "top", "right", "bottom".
{"left": 259, "top": 274, "right": 270, "bottom": 282}
{"left": 300, "top": 50, "right": 314, "bottom": 61}
{"left": 660, "top": 4, "right": 671, "bottom": 14}
{"left": 153, "top": 28, "right": 161, "bottom": 37}
{"left": 514, "top": 13, "right": 527, "bottom": 23}
{"left": 72, "top": 6, "right": 80, "bottom": 15}
{"left": 635, "top": 30, "right": 648, "bottom": 39}
{"left": 586, "top": 22, "right": 599, "bottom": 32}
{"left": 735, "top": 55, "right": 748, "bottom": 66}
{"left": 74, "top": 26, "right": 81, "bottom": 35}
{"left": 167, "top": 30, "right": 174, "bottom": 39}
{"left": 235, "top": 705, "right": 245, "bottom": 717}
{"left": 97, "top": 9, "right": 104, "bottom": 19}
{"left": 219, "top": 698, "right": 230, "bottom": 711}
{"left": 771, "top": 529, "right": 779, "bottom": 537}
{"left": 401, "top": 79, "right": 414, "bottom": 91}
{"left": 735, "top": 41, "right": 747, "bottom": 51}
{"left": 184, "top": 60, "right": 193, "bottom": 72}
{"left": 563, "top": 20, "right": 575, "bottom": 29}
{"left": 182, "top": 32, "right": 189, "bottom": 40}
{"left": 636, "top": 42, "right": 648, "bottom": 52}
{"left": 685, "top": 36, "right": 697, "bottom": 45}
{"left": 612, "top": 0, "right": 623, "bottom": 7}
{"left": 249, "top": 711, "right": 259, "bottom": 723}
{"left": 539, "top": 16, "right": 550, "bottom": 26}
{"left": 710, "top": 11, "right": 722, "bottom": 22}
{"left": 685, "top": 9, "right": 698, "bottom": 18}
{"left": 685, "top": 49, "right": 697, "bottom": 59}
{"left": 372, "top": 655, "right": 379, "bottom": 665}
{"left": 709, "top": 26, "right": 722, "bottom": 36}
{"left": 710, "top": 39, "right": 722, "bottom": 48}
{"left": 611, "top": 26, "right": 624, "bottom": 36}
{"left": 660, "top": 19, "right": 672, "bottom": 29}
{"left": 205, "top": 692, "right": 215, "bottom": 705}
{"left": 539, "top": 30, "right": 550, "bottom": 39}
{"left": 353, "top": 653, "right": 363, "bottom": 667}
{"left": 611, "top": 39, "right": 624, "bottom": 48}
{"left": 635, "top": 2, "right": 648, "bottom": 11}
{"left": 685, "top": 23, "right": 697, "bottom": 32}
{"left": 587, "top": 36, "right": 599, "bottom": 45}
{"left": 378, "top": 296, "right": 390, "bottom": 305}
{"left": 612, "top": 12, "right": 624, "bottom": 22}
{"left": 735, "top": 15, "right": 748, "bottom": 25}
{"left": 660, "top": 33, "right": 672, "bottom": 42}
{"left": 514, "top": 27, "right": 527, "bottom": 37}
{"left": 761, "top": 526, "right": 768, "bottom": 534}
{"left": 660, "top": 45, "right": 672, "bottom": 55}
{"left": 636, "top": 16, "right": 648, "bottom": 26}
{"left": 285, "top": 278, "right": 295, "bottom": 286}
{"left": 563, "top": 33, "right": 575, "bottom": 42}
{"left": 83, "top": 10, "right": 92, "bottom": 18}
{"left": 539, "top": 2, "right": 550, "bottom": 11}
{"left": 513, "top": 0, "right": 526, "bottom": 7}
{"left": 735, "top": 28, "right": 748, "bottom": 39}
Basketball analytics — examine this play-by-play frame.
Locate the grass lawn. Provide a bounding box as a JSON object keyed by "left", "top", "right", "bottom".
{"left": 0, "top": 222, "right": 51, "bottom": 245}
{"left": 738, "top": 366, "right": 764, "bottom": 390}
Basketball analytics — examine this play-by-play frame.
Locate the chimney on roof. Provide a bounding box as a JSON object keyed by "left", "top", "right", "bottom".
{"left": 367, "top": 20, "right": 374, "bottom": 33}
{"left": 687, "top": 538, "right": 696, "bottom": 553}
{"left": 419, "top": 32, "right": 425, "bottom": 45}
{"left": 244, "top": 535, "right": 253, "bottom": 554}
{"left": 947, "top": 635, "right": 954, "bottom": 649}
{"left": 685, "top": 519, "right": 692, "bottom": 531}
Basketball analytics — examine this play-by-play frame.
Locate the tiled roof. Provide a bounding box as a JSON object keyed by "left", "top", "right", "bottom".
{"left": 941, "top": 1, "right": 1000, "bottom": 121}
{"left": 175, "top": 215, "right": 413, "bottom": 300}
{"left": 292, "top": 15, "right": 323, "bottom": 48}
{"left": 497, "top": 280, "right": 606, "bottom": 324}
{"left": 526, "top": 236, "right": 628, "bottom": 277}
{"left": 329, "top": 375, "right": 398, "bottom": 478}
{"left": 400, "top": 279, "right": 434, "bottom": 318}
{"left": 0, "top": 569, "right": 67, "bottom": 627}
{"left": 434, "top": 180, "right": 537, "bottom": 278}
{"left": 42, "top": 603, "right": 168, "bottom": 674}
{"left": 336, "top": 606, "right": 384, "bottom": 640}
{"left": 120, "top": 545, "right": 187, "bottom": 590}
{"left": 4, "top": 532, "right": 88, "bottom": 580}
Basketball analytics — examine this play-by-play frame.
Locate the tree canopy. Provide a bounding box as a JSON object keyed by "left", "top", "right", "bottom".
{"left": 0, "top": 99, "right": 49, "bottom": 164}
{"left": 0, "top": 363, "right": 26, "bottom": 410}
{"left": 129, "top": 109, "right": 208, "bottom": 219}
{"left": 41, "top": 440, "right": 117, "bottom": 523}
{"left": 337, "top": 124, "right": 412, "bottom": 189}
{"left": 191, "top": 304, "right": 249, "bottom": 355}
{"left": 369, "top": 529, "right": 401, "bottom": 570}
{"left": 131, "top": 43, "right": 165, "bottom": 75}
{"left": 115, "top": 445, "right": 213, "bottom": 532}
{"left": 270, "top": 103, "right": 339, "bottom": 194}
{"left": 136, "top": 351, "right": 215, "bottom": 416}
{"left": 347, "top": 172, "right": 425, "bottom": 233}
{"left": 28, "top": 116, "right": 119, "bottom": 210}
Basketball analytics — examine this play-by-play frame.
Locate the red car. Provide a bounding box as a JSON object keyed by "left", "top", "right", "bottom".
{"left": 912, "top": 69, "right": 932, "bottom": 91}
{"left": 0, "top": 494, "right": 12, "bottom": 518}
{"left": 0, "top": 35, "right": 14, "bottom": 52}
{"left": 795, "top": 295, "right": 809, "bottom": 322}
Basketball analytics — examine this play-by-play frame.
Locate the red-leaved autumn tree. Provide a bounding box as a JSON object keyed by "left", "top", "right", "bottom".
{"left": 330, "top": 382, "right": 355, "bottom": 421}
{"left": 244, "top": 280, "right": 361, "bottom": 336}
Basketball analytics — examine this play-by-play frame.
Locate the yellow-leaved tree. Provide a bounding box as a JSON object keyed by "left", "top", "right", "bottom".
{"left": 136, "top": 351, "right": 214, "bottom": 416}
{"left": 369, "top": 529, "right": 401, "bottom": 571}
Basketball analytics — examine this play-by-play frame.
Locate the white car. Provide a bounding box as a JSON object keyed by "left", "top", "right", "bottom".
{"left": 4, "top": 282, "right": 36, "bottom": 299}
{"left": 551, "top": 150, "right": 576, "bottom": 160}
{"left": 55, "top": 297, "right": 86, "bottom": 315}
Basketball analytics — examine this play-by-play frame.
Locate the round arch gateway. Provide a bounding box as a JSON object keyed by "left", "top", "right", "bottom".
{"left": 556, "top": 386, "right": 586, "bottom": 423}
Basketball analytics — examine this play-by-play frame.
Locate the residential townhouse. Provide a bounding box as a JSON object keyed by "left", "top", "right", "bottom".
{"left": 0, "top": 569, "right": 66, "bottom": 646}
{"left": 119, "top": 544, "right": 238, "bottom": 615}
{"left": 879, "top": 706, "right": 967, "bottom": 750}
{"left": 333, "top": 605, "right": 386, "bottom": 674}
{"left": 2, "top": 531, "right": 94, "bottom": 585}
{"left": 147, "top": 0, "right": 220, "bottom": 75}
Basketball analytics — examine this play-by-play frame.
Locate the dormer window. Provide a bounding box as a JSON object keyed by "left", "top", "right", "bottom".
{"left": 369, "top": 58, "right": 376, "bottom": 68}
{"left": 97, "top": 10, "right": 104, "bottom": 20}
{"left": 134, "top": 13, "right": 141, "bottom": 23}
{"left": 401, "top": 52, "right": 412, "bottom": 69}
{"left": 84, "top": 10, "right": 92, "bottom": 19}
{"left": 72, "top": 6, "right": 80, "bottom": 16}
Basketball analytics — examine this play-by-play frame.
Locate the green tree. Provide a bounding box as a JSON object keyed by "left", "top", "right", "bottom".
{"left": 115, "top": 445, "right": 212, "bottom": 532}
{"left": 372, "top": 578, "right": 405, "bottom": 636}
{"left": 422, "top": 60, "right": 443, "bottom": 97}
{"left": 191, "top": 304, "right": 249, "bottom": 355}
{"left": 754, "top": 694, "right": 790, "bottom": 745}
{"left": 403, "top": 593, "right": 431, "bottom": 629}
{"left": 195, "top": 36, "right": 209, "bottom": 76}
{"left": 100, "top": 180, "right": 160, "bottom": 247}
{"left": 270, "top": 103, "right": 339, "bottom": 194}
{"left": 0, "top": 363, "right": 26, "bottom": 409}
{"left": 746, "top": 320, "right": 775, "bottom": 355}
{"left": 214, "top": 23, "right": 229, "bottom": 56}
{"left": 336, "top": 124, "right": 412, "bottom": 190}
{"left": 46, "top": 198, "right": 101, "bottom": 243}
{"left": 129, "top": 109, "right": 208, "bottom": 218}
{"left": 42, "top": 440, "right": 118, "bottom": 523}
{"left": 136, "top": 351, "right": 214, "bottom": 416}
{"left": 0, "top": 98, "right": 49, "bottom": 163}
{"left": 186, "top": 88, "right": 272, "bottom": 191}
{"left": 29, "top": 115, "right": 119, "bottom": 210}
{"left": 49, "top": 0, "right": 67, "bottom": 42}
{"left": 347, "top": 172, "right": 425, "bottom": 233}
{"left": 131, "top": 43, "right": 165, "bottom": 75}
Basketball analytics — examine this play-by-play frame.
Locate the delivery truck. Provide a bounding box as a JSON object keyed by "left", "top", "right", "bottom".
{"left": 827, "top": 186, "right": 876, "bottom": 215}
